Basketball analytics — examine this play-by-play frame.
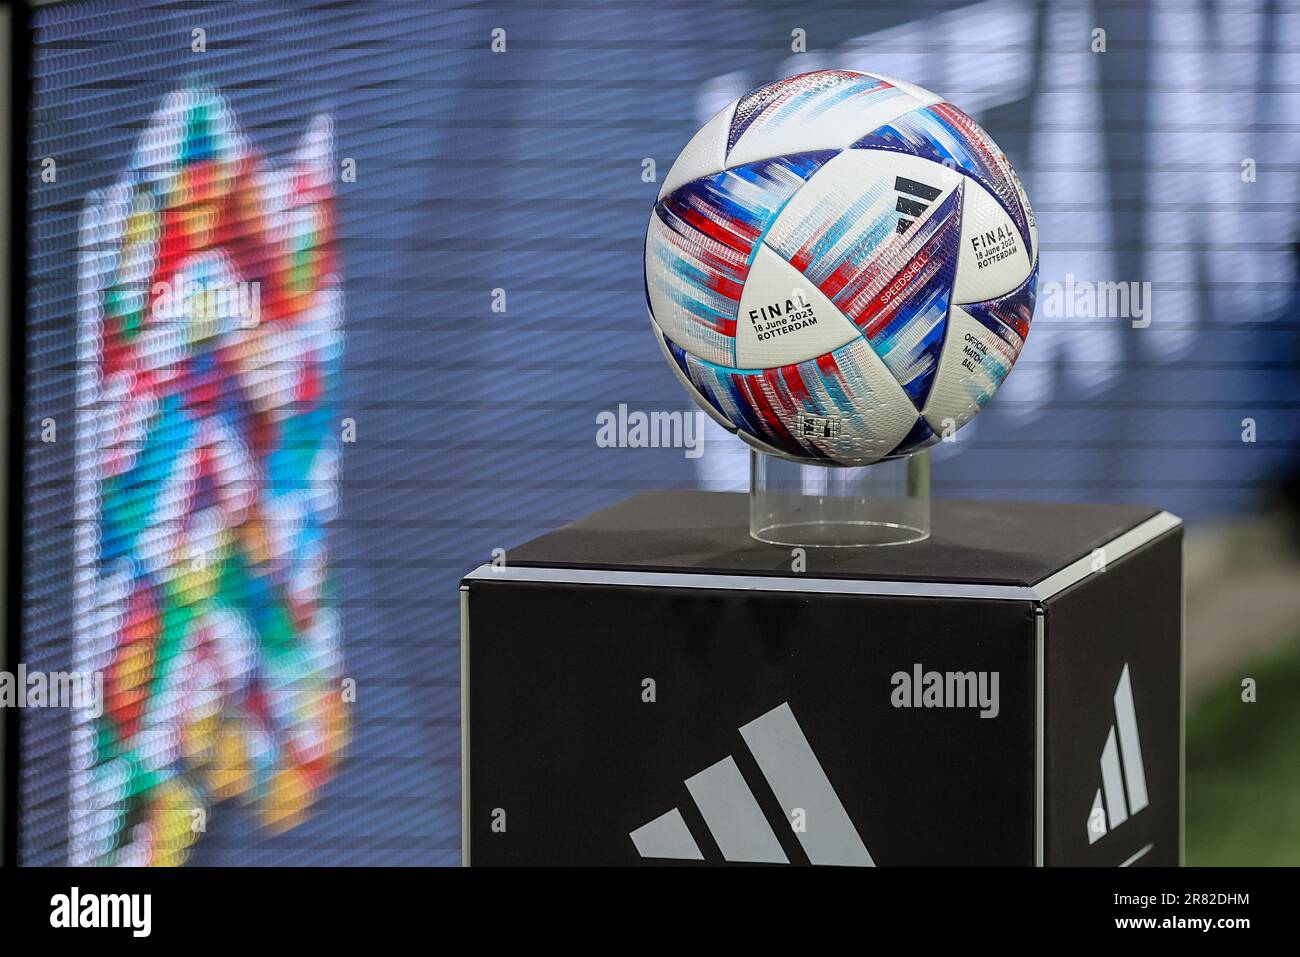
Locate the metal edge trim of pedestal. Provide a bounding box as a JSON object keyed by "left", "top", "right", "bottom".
{"left": 1034, "top": 608, "right": 1045, "bottom": 866}
{"left": 1031, "top": 511, "right": 1182, "bottom": 600}
{"left": 460, "top": 585, "right": 471, "bottom": 868}
{"left": 462, "top": 565, "right": 1037, "bottom": 600}
{"left": 459, "top": 510, "right": 1181, "bottom": 603}
{"left": 1179, "top": 532, "right": 1187, "bottom": 867}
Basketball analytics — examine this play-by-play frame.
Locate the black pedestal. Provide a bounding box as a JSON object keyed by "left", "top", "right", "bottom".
{"left": 461, "top": 492, "right": 1182, "bottom": 866}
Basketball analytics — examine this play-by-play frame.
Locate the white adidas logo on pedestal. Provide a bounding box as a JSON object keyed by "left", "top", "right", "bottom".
{"left": 629, "top": 702, "right": 873, "bottom": 866}
{"left": 1086, "top": 664, "right": 1150, "bottom": 849}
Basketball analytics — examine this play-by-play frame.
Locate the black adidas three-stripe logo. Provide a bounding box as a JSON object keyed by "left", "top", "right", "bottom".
{"left": 895, "top": 176, "right": 943, "bottom": 233}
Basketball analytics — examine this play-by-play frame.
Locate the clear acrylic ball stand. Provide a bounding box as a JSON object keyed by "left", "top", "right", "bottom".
{"left": 749, "top": 448, "right": 931, "bottom": 547}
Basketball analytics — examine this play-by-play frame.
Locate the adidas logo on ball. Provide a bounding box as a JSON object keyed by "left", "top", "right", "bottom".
{"left": 647, "top": 70, "right": 1038, "bottom": 467}
{"left": 894, "top": 175, "right": 942, "bottom": 233}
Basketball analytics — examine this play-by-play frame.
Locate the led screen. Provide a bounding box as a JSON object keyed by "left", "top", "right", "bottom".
{"left": 17, "top": 0, "right": 1300, "bottom": 864}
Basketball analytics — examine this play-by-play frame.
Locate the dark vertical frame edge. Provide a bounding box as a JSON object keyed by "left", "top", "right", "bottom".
{"left": 2, "top": 0, "right": 31, "bottom": 870}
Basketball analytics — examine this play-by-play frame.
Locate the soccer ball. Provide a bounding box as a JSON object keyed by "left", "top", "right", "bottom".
{"left": 645, "top": 70, "right": 1037, "bottom": 467}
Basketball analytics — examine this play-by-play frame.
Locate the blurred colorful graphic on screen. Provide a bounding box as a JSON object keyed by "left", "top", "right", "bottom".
{"left": 70, "top": 86, "right": 348, "bottom": 866}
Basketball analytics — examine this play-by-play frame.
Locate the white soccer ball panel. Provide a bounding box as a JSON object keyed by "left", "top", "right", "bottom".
{"left": 656, "top": 316, "right": 921, "bottom": 466}
{"left": 725, "top": 73, "right": 921, "bottom": 169}
{"left": 760, "top": 148, "right": 961, "bottom": 281}
{"left": 734, "top": 244, "right": 861, "bottom": 368}
{"left": 952, "top": 177, "right": 1034, "bottom": 304}
{"left": 644, "top": 208, "right": 738, "bottom": 367}
{"left": 650, "top": 317, "right": 741, "bottom": 436}
{"left": 656, "top": 99, "right": 738, "bottom": 202}
{"left": 1012, "top": 170, "right": 1038, "bottom": 263}
{"left": 858, "top": 71, "right": 944, "bottom": 107}
{"left": 921, "top": 304, "right": 1022, "bottom": 434}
